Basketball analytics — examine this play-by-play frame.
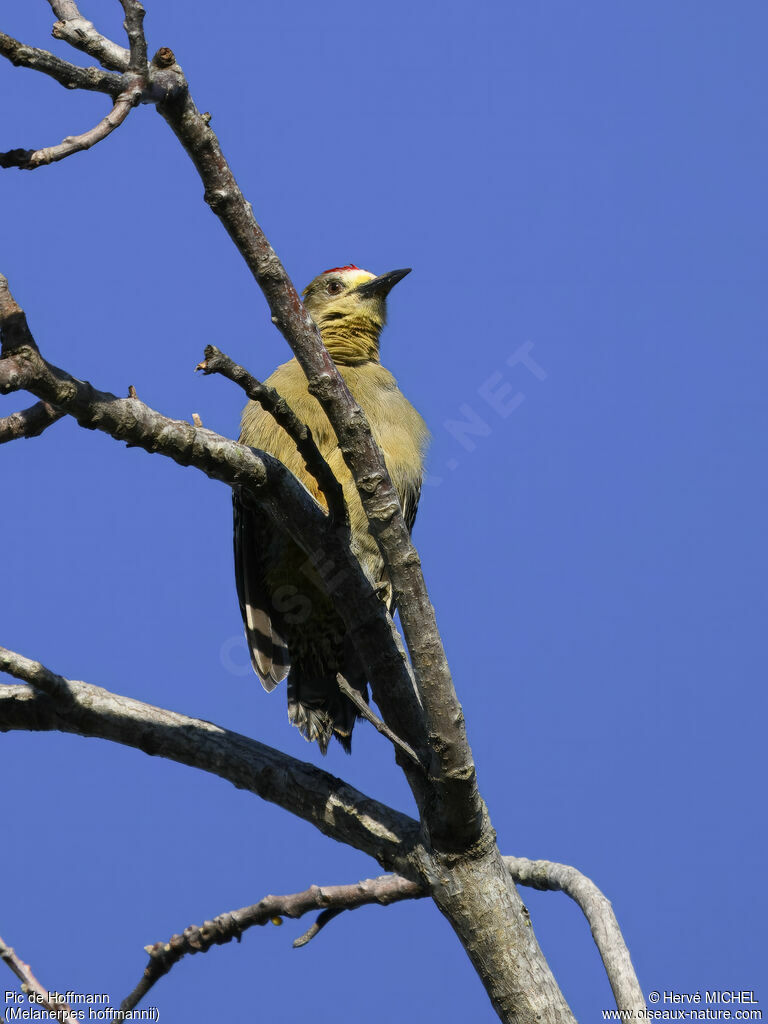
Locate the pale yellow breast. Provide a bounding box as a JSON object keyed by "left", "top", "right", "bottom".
{"left": 239, "top": 358, "right": 428, "bottom": 570}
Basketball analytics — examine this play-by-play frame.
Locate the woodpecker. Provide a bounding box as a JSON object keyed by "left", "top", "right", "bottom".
{"left": 234, "top": 265, "right": 429, "bottom": 753}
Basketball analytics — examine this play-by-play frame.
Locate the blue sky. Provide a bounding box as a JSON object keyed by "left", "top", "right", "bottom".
{"left": 2, "top": 1, "right": 766, "bottom": 1020}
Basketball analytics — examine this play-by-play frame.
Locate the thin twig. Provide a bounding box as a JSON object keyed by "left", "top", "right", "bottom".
{"left": 0, "top": 934, "right": 74, "bottom": 1023}
{"left": 198, "top": 344, "right": 348, "bottom": 527}
{"left": 504, "top": 857, "right": 645, "bottom": 1013}
{"left": 292, "top": 908, "right": 344, "bottom": 948}
{"left": 0, "top": 400, "right": 63, "bottom": 443}
{"left": 120, "top": 876, "right": 422, "bottom": 1013}
{"left": 336, "top": 673, "right": 423, "bottom": 768}
{"left": 1, "top": 85, "right": 141, "bottom": 170}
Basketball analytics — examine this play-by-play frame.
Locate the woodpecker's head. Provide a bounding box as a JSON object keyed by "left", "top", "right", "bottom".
{"left": 302, "top": 265, "right": 411, "bottom": 364}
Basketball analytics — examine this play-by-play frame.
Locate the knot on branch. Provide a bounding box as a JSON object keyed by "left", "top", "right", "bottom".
{"left": 356, "top": 472, "right": 386, "bottom": 497}
{"left": 152, "top": 47, "right": 176, "bottom": 68}
{"left": 51, "top": 20, "right": 74, "bottom": 41}
{"left": 0, "top": 347, "right": 39, "bottom": 394}
{"left": 204, "top": 188, "right": 231, "bottom": 212}
{"left": 306, "top": 371, "right": 336, "bottom": 398}
{"left": 0, "top": 361, "right": 25, "bottom": 393}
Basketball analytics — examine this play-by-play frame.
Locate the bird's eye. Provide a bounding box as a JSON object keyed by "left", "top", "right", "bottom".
{"left": 326, "top": 280, "right": 343, "bottom": 295}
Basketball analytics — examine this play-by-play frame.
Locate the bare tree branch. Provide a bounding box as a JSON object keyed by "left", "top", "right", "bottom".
{"left": 1, "top": 83, "right": 142, "bottom": 170}
{"left": 46, "top": 0, "right": 131, "bottom": 71}
{"left": 120, "top": 857, "right": 644, "bottom": 1014}
{"left": 120, "top": 875, "right": 422, "bottom": 1013}
{"left": 0, "top": 647, "right": 421, "bottom": 872}
{"left": 0, "top": 31, "right": 121, "bottom": 94}
{"left": 118, "top": 0, "right": 147, "bottom": 73}
{"left": 198, "top": 344, "right": 347, "bottom": 528}
{"left": 0, "top": 322, "right": 312, "bottom": 510}
{"left": 0, "top": 21, "right": 183, "bottom": 117}
{"left": 0, "top": 400, "right": 63, "bottom": 443}
{"left": 1, "top": 3, "right": 152, "bottom": 172}
{"left": 0, "top": 935, "right": 74, "bottom": 1023}
{"left": 0, "top": 847, "right": 641, "bottom": 1019}
{"left": 505, "top": 857, "right": 646, "bottom": 1013}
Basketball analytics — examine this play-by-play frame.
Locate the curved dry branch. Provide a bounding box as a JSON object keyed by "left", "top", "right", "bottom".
{"left": 0, "top": 647, "right": 420, "bottom": 872}
{"left": 505, "top": 857, "right": 645, "bottom": 1013}
{"left": 1, "top": 83, "right": 141, "bottom": 170}
{"left": 1, "top": 851, "right": 641, "bottom": 1018}
{"left": 124, "top": 857, "right": 644, "bottom": 1016}
{"left": 0, "top": 399, "right": 63, "bottom": 443}
{"left": 120, "top": 875, "right": 422, "bottom": 1013}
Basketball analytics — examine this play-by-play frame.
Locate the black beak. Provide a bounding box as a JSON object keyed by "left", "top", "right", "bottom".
{"left": 355, "top": 267, "right": 411, "bottom": 298}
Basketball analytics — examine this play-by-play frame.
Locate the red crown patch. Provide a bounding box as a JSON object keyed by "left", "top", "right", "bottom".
{"left": 321, "top": 264, "right": 360, "bottom": 275}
